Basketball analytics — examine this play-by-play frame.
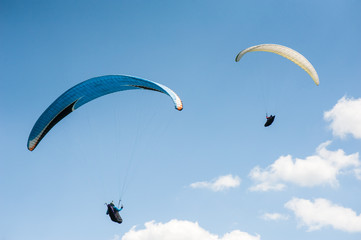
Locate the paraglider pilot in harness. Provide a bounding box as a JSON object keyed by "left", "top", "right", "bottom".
{"left": 106, "top": 201, "right": 123, "bottom": 224}
{"left": 264, "top": 114, "right": 275, "bottom": 127}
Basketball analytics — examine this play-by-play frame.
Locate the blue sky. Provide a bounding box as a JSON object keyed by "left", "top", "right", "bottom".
{"left": 1, "top": 0, "right": 361, "bottom": 239}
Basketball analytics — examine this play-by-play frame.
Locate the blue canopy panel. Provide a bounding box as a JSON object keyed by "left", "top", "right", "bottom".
{"left": 28, "top": 75, "right": 183, "bottom": 151}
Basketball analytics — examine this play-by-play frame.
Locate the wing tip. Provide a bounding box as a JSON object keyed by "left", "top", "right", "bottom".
{"left": 27, "top": 141, "right": 37, "bottom": 151}
{"left": 314, "top": 78, "right": 320, "bottom": 86}
{"left": 176, "top": 104, "right": 183, "bottom": 111}
{"left": 28, "top": 146, "right": 35, "bottom": 151}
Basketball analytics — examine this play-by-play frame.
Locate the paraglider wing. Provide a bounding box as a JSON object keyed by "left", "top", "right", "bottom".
{"left": 235, "top": 44, "right": 319, "bottom": 86}
{"left": 27, "top": 75, "right": 183, "bottom": 151}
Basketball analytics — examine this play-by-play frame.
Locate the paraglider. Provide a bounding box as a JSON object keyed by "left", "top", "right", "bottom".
{"left": 27, "top": 75, "right": 183, "bottom": 225}
{"left": 235, "top": 44, "right": 319, "bottom": 126}
{"left": 106, "top": 201, "right": 124, "bottom": 224}
{"left": 27, "top": 75, "right": 183, "bottom": 151}
{"left": 264, "top": 114, "right": 275, "bottom": 127}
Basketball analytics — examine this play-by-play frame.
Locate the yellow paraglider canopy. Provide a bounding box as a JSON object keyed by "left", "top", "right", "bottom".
{"left": 235, "top": 44, "right": 319, "bottom": 86}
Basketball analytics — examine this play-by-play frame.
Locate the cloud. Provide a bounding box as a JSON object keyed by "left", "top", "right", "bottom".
{"left": 324, "top": 96, "right": 361, "bottom": 139}
{"left": 190, "top": 174, "right": 241, "bottom": 191}
{"left": 285, "top": 198, "right": 361, "bottom": 232}
{"left": 249, "top": 141, "right": 360, "bottom": 191}
{"left": 355, "top": 168, "right": 361, "bottom": 180}
{"left": 122, "top": 219, "right": 260, "bottom": 240}
{"left": 261, "top": 213, "right": 289, "bottom": 221}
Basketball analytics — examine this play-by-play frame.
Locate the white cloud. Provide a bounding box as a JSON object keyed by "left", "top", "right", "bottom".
{"left": 261, "top": 213, "right": 289, "bottom": 221}
{"left": 249, "top": 141, "right": 360, "bottom": 191}
{"left": 324, "top": 96, "right": 361, "bottom": 139}
{"left": 285, "top": 197, "right": 361, "bottom": 232}
{"left": 122, "top": 219, "right": 260, "bottom": 240}
{"left": 190, "top": 174, "right": 241, "bottom": 191}
{"left": 355, "top": 168, "right": 361, "bottom": 180}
